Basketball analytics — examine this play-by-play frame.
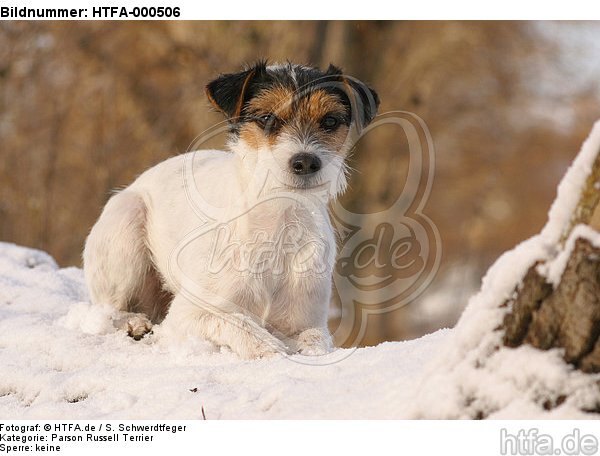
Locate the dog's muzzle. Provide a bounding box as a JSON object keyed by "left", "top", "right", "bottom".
{"left": 290, "top": 152, "right": 322, "bottom": 175}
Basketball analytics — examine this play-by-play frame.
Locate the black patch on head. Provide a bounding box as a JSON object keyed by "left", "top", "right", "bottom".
{"left": 205, "top": 60, "right": 268, "bottom": 119}
{"left": 317, "top": 63, "right": 379, "bottom": 128}
{"left": 205, "top": 61, "right": 380, "bottom": 130}
{"left": 325, "top": 64, "right": 343, "bottom": 76}
{"left": 341, "top": 76, "right": 380, "bottom": 127}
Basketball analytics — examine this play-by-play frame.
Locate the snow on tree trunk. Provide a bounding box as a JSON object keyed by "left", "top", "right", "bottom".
{"left": 405, "top": 121, "right": 600, "bottom": 418}
{"left": 503, "top": 237, "right": 600, "bottom": 373}
{"left": 503, "top": 123, "right": 600, "bottom": 374}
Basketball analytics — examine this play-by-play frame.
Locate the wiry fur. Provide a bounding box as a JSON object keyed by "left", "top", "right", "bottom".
{"left": 83, "top": 62, "right": 379, "bottom": 359}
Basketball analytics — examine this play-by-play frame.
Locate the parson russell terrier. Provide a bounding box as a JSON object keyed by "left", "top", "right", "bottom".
{"left": 83, "top": 61, "right": 379, "bottom": 359}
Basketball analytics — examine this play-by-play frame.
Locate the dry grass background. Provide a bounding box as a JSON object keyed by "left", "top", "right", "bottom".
{"left": 1, "top": 21, "right": 600, "bottom": 344}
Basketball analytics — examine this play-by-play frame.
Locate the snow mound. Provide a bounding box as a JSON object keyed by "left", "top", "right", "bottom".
{"left": 403, "top": 121, "right": 600, "bottom": 419}
{"left": 0, "top": 242, "right": 448, "bottom": 419}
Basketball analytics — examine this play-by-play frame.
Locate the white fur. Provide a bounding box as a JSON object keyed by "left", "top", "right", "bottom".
{"left": 83, "top": 139, "right": 347, "bottom": 359}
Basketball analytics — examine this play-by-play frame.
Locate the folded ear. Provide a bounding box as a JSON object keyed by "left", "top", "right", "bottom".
{"left": 205, "top": 63, "right": 265, "bottom": 119}
{"left": 343, "top": 76, "right": 380, "bottom": 128}
{"left": 324, "top": 64, "right": 379, "bottom": 128}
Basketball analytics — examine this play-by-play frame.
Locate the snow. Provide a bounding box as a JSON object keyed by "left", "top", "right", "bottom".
{"left": 0, "top": 231, "right": 593, "bottom": 419}
{"left": 2, "top": 121, "right": 600, "bottom": 419}
{"left": 0, "top": 242, "right": 449, "bottom": 419}
{"left": 402, "top": 121, "right": 600, "bottom": 418}
{"left": 542, "top": 224, "right": 600, "bottom": 286}
{"left": 402, "top": 227, "right": 600, "bottom": 418}
{"left": 543, "top": 119, "right": 600, "bottom": 243}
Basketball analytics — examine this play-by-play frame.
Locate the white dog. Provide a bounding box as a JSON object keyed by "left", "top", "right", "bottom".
{"left": 83, "top": 61, "right": 379, "bottom": 359}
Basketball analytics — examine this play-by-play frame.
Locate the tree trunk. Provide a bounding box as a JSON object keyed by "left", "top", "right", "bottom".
{"left": 502, "top": 127, "right": 600, "bottom": 374}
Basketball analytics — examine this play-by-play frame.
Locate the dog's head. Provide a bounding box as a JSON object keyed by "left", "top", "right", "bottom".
{"left": 206, "top": 61, "right": 379, "bottom": 196}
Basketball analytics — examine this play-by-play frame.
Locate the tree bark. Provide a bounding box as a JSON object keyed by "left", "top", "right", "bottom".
{"left": 501, "top": 132, "right": 600, "bottom": 374}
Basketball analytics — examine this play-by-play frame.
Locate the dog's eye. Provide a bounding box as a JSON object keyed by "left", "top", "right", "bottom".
{"left": 254, "top": 114, "right": 279, "bottom": 130}
{"left": 321, "top": 115, "right": 340, "bottom": 131}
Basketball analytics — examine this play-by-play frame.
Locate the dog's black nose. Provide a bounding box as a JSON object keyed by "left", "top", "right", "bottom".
{"left": 290, "top": 153, "right": 321, "bottom": 175}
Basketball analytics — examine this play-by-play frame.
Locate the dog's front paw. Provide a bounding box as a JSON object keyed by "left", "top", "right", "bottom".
{"left": 294, "top": 328, "right": 333, "bottom": 356}
{"left": 127, "top": 315, "right": 153, "bottom": 340}
{"left": 114, "top": 313, "right": 153, "bottom": 340}
{"left": 236, "top": 334, "right": 288, "bottom": 360}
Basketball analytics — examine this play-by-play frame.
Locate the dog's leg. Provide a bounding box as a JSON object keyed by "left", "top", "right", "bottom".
{"left": 292, "top": 327, "right": 333, "bottom": 356}
{"left": 161, "top": 294, "right": 288, "bottom": 359}
{"left": 83, "top": 191, "right": 159, "bottom": 339}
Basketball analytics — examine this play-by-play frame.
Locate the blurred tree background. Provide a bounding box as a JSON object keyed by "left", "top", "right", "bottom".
{"left": 1, "top": 21, "right": 600, "bottom": 345}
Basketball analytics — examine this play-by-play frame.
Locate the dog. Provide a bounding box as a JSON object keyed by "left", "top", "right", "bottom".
{"left": 83, "top": 61, "right": 379, "bottom": 359}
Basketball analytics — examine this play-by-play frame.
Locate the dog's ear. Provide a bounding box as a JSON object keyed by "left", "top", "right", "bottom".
{"left": 343, "top": 77, "right": 380, "bottom": 128}
{"left": 324, "top": 64, "right": 379, "bottom": 128}
{"left": 205, "top": 62, "right": 266, "bottom": 120}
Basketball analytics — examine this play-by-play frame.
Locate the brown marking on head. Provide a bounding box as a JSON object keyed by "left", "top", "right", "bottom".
{"left": 206, "top": 61, "right": 379, "bottom": 129}
{"left": 239, "top": 122, "right": 279, "bottom": 149}
{"left": 298, "top": 90, "right": 347, "bottom": 124}
{"left": 245, "top": 85, "right": 295, "bottom": 120}
{"left": 239, "top": 85, "right": 293, "bottom": 149}
{"left": 293, "top": 90, "right": 350, "bottom": 156}
{"left": 246, "top": 87, "right": 346, "bottom": 123}
{"left": 241, "top": 86, "right": 350, "bottom": 154}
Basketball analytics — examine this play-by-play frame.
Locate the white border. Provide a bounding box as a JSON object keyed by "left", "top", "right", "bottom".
{"left": 2, "top": 420, "right": 600, "bottom": 455}
{"left": 2, "top": 0, "right": 599, "bottom": 20}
